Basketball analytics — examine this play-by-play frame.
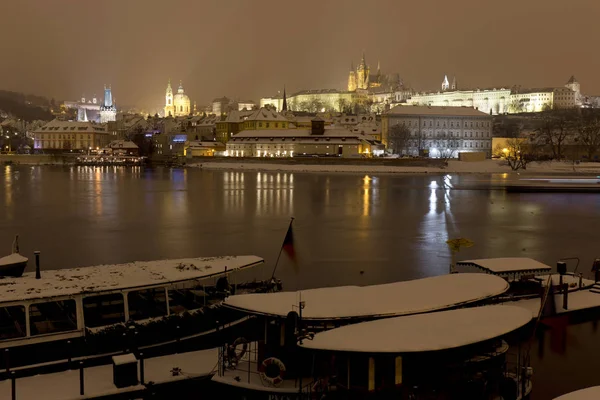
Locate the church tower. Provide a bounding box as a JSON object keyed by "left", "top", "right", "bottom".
{"left": 348, "top": 62, "right": 357, "bottom": 92}
{"left": 164, "top": 79, "right": 174, "bottom": 117}
{"left": 565, "top": 75, "right": 582, "bottom": 106}
{"left": 356, "top": 53, "right": 370, "bottom": 90}
{"left": 442, "top": 75, "right": 450, "bottom": 91}
{"left": 451, "top": 75, "right": 457, "bottom": 90}
{"left": 99, "top": 84, "right": 117, "bottom": 123}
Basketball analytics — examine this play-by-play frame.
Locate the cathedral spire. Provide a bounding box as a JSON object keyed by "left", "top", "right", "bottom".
{"left": 282, "top": 85, "right": 288, "bottom": 112}
{"left": 377, "top": 60, "right": 381, "bottom": 74}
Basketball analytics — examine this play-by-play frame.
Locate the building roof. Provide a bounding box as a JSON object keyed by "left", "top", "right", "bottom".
{"left": 224, "top": 273, "right": 509, "bottom": 320}
{"left": 223, "top": 110, "right": 254, "bottom": 123}
{"left": 566, "top": 75, "right": 578, "bottom": 85}
{"left": 456, "top": 257, "right": 552, "bottom": 275}
{"left": 554, "top": 386, "right": 600, "bottom": 400}
{"left": 108, "top": 140, "right": 138, "bottom": 149}
{"left": 0, "top": 255, "right": 263, "bottom": 303}
{"left": 386, "top": 105, "right": 491, "bottom": 117}
{"left": 36, "top": 119, "right": 107, "bottom": 133}
{"left": 244, "top": 108, "right": 289, "bottom": 122}
{"left": 299, "top": 305, "right": 532, "bottom": 353}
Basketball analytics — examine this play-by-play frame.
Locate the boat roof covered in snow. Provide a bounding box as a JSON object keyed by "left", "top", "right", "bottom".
{"left": 554, "top": 386, "right": 600, "bottom": 400}
{"left": 224, "top": 273, "right": 509, "bottom": 320}
{"left": 300, "top": 305, "right": 532, "bottom": 353}
{"left": 457, "top": 257, "right": 552, "bottom": 277}
{"left": 0, "top": 255, "right": 263, "bottom": 303}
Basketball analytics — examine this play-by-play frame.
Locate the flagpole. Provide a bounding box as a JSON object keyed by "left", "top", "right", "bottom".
{"left": 271, "top": 217, "right": 294, "bottom": 279}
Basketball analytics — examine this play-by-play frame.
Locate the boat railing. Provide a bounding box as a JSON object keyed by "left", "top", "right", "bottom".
{"left": 1, "top": 315, "right": 254, "bottom": 380}
{"left": 504, "top": 349, "right": 532, "bottom": 397}
{"left": 217, "top": 340, "right": 305, "bottom": 392}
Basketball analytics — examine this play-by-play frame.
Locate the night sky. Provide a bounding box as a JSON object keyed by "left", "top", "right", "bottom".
{"left": 1, "top": 0, "right": 597, "bottom": 110}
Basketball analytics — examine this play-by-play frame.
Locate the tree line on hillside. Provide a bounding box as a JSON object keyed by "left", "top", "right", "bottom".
{"left": 494, "top": 108, "right": 600, "bottom": 170}
{"left": 0, "top": 90, "right": 53, "bottom": 121}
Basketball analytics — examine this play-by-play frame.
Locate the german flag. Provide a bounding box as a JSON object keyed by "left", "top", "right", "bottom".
{"left": 282, "top": 219, "right": 296, "bottom": 264}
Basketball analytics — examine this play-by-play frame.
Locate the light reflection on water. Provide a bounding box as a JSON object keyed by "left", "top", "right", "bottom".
{"left": 1, "top": 166, "right": 600, "bottom": 398}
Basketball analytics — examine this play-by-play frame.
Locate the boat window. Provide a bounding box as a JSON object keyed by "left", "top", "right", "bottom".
{"left": 0, "top": 306, "right": 26, "bottom": 340}
{"left": 29, "top": 300, "right": 77, "bottom": 335}
{"left": 127, "top": 288, "right": 168, "bottom": 321}
{"left": 83, "top": 293, "right": 125, "bottom": 328}
{"left": 168, "top": 285, "right": 205, "bottom": 314}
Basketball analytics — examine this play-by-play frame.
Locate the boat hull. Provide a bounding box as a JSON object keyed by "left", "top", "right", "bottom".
{"left": 0, "top": 259, "right": 27, "bottom": 277}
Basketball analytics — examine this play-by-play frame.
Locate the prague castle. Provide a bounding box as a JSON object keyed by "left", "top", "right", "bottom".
{"left": 347, "top": 53, "right": 402, "bottom": 92}
{"left": 164, "top": 80, "right": 191, "bottom": 117}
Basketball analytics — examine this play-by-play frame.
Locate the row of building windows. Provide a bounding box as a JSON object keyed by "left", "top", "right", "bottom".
{"left": 410, "top": 131, "right": 490, "bottom": 138}
{"left": 36, "top": 134, "right": 94, "bottom": 140}
{"left": 400, "top": 120, "right": 490, "bottom": 128}
{"left": 404, "top": 140, "right": 490, "bottom": 149}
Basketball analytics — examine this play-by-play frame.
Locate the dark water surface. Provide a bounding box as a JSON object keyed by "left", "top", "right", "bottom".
{"left": 2, "top": 165, "right": 600, "bottom": 398}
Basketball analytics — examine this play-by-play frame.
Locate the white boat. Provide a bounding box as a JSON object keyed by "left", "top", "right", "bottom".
{"left": 554, "top": 386, "right": 600, "bottom": 399}
{"left": 224, "top": 273, "right": 509, "bottom": 322}
{"left": 214, "top": 305, "right": 534, "bottom": 399}
{"left": 456, "top": 257, "right": 600, "bottom": 318}
{"left": 0, "top": 253, "right": 28, "bottom": 277}
{"left": 0, "top": 255, "right": 278, "bottom": 369}
{"left": 0, "top": 235, "right": 28, "bottom": 277}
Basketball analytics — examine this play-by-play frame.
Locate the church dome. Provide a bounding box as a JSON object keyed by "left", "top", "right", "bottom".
{"left": 172, "top": 82, "right": 191, "bottom": 116}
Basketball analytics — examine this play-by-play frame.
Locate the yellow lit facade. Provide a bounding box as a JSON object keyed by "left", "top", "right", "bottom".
{"left": 164, "top": 80, "right": 191, "bottom": 117}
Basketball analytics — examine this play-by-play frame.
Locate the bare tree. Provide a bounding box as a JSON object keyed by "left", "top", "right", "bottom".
{"left": 508, "top": 99, "right": 525, "bottom": 114}
{"left": 388, "top": 124, "right": 411, "bottom": 155}
{"left": 534, "top": 109, "right": 574, "bottom": 160}
{"left": 504, "top": 137, "right": 529, "bottom": 170}
{"left": 337, "top": 98, "right": 349, "bottom": 113}
{"left": 574, "top": 110, "right": 600, "bottom": 160}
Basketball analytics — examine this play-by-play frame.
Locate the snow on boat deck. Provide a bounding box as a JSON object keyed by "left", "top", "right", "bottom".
{"left": 515, "top": 287, "right": 600, "bottom": 317}
{"left": 0, "top": 348, "right": 217, "bottom": 400}
{"left": 0, "top": 256, "right": 263, "bottom": 303}
{"left": 0, "top": 253, "right": 28, "bottom": 266}
{"left": 457, "top": 257, "right": 552, "bottom": 275}
{"left": 224, "top": 273, "right": 509, "bottom": 320}
{"left": 300, "top": 305, "right": 532, "bottom": 353}
{"left": 554, "top": 386, "right": 600, "bottom": 400}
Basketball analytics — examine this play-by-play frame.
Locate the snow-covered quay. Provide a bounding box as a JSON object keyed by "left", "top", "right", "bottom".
{"left": 191, "top": 159, "right": 600, "bottom": 175}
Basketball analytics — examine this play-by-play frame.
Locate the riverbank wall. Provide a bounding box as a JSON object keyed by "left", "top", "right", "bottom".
{"left": 0, "top": 154, "right": 68, "bottom": 165}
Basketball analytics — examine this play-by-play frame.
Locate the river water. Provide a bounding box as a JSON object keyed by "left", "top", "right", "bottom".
{"left": 2, "top": 165, "right": 600, "bottom": 398}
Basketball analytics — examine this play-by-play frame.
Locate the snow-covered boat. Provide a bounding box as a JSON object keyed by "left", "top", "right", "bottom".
{"left": 455, "top": 257, "right": 600, "bottom": 318}
{"left": 0, "top": 254, "right": 280, "bottom": 370}
{"left": 554, "top": 386, "right": 600, "bottom": 399}
{"left": 214, "top": 305, "right": 534, "bottom": 399}
{"left": 0, "top": 235, "right": 28, "bottom": 277}
{"left": 0, "top": 253, "right": 28, "bottom": 277}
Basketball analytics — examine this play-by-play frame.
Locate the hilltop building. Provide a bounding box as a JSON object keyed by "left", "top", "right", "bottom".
{"left": 408, "top": 75, "right": 580, "bottom": 115}
{"left": 64, "top": 86, "right": 117, "bottom": 123}
{"left": 164, "top": 80, "right": 191, "bottom": 117}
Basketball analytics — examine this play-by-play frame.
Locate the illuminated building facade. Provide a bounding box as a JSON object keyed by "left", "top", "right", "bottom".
{"left": 382, "top": 105, "right": 493, "bottom": 157}
{"left": 164, "top": 80, "right": 191, "bottom": 117}
{"left": 408, "top": 76, "right": 579, "bottom": 115}
{"left": 227, "top": 118, "right": 382, "bottom": 158}
{"left": 33, "top": 120, "right": 110, "bottom": 151}
{"left": 99, "top": 85, "right": 117, "bottom": 123}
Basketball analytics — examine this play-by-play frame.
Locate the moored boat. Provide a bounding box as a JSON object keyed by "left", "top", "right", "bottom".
{"left": 554, "top": 386, "right": 600, "bottom": 399}
{"left": 214, "top": 305, "right": 535, "bottom": 399}
{"left": 0, "top": 235, "right": 28, "bottom": 277}
{"left": 0, "top": 254, "right": 280, "bottom": 370}
{"left": 0, "top": 253, "right": 28, "bottom": 278}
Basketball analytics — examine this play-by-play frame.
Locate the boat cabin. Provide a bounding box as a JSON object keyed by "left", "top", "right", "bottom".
{"left": 0, "top": 256, "right": 263, "bottom": 354}
{"left": 297, "top": 305, "right": 534, "bottom": 399}
{"left": 213, "top": 274, "right": 512, "bottom": 396}
{"left": 456, "top": 258, "right": 594, "bottom": 299}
